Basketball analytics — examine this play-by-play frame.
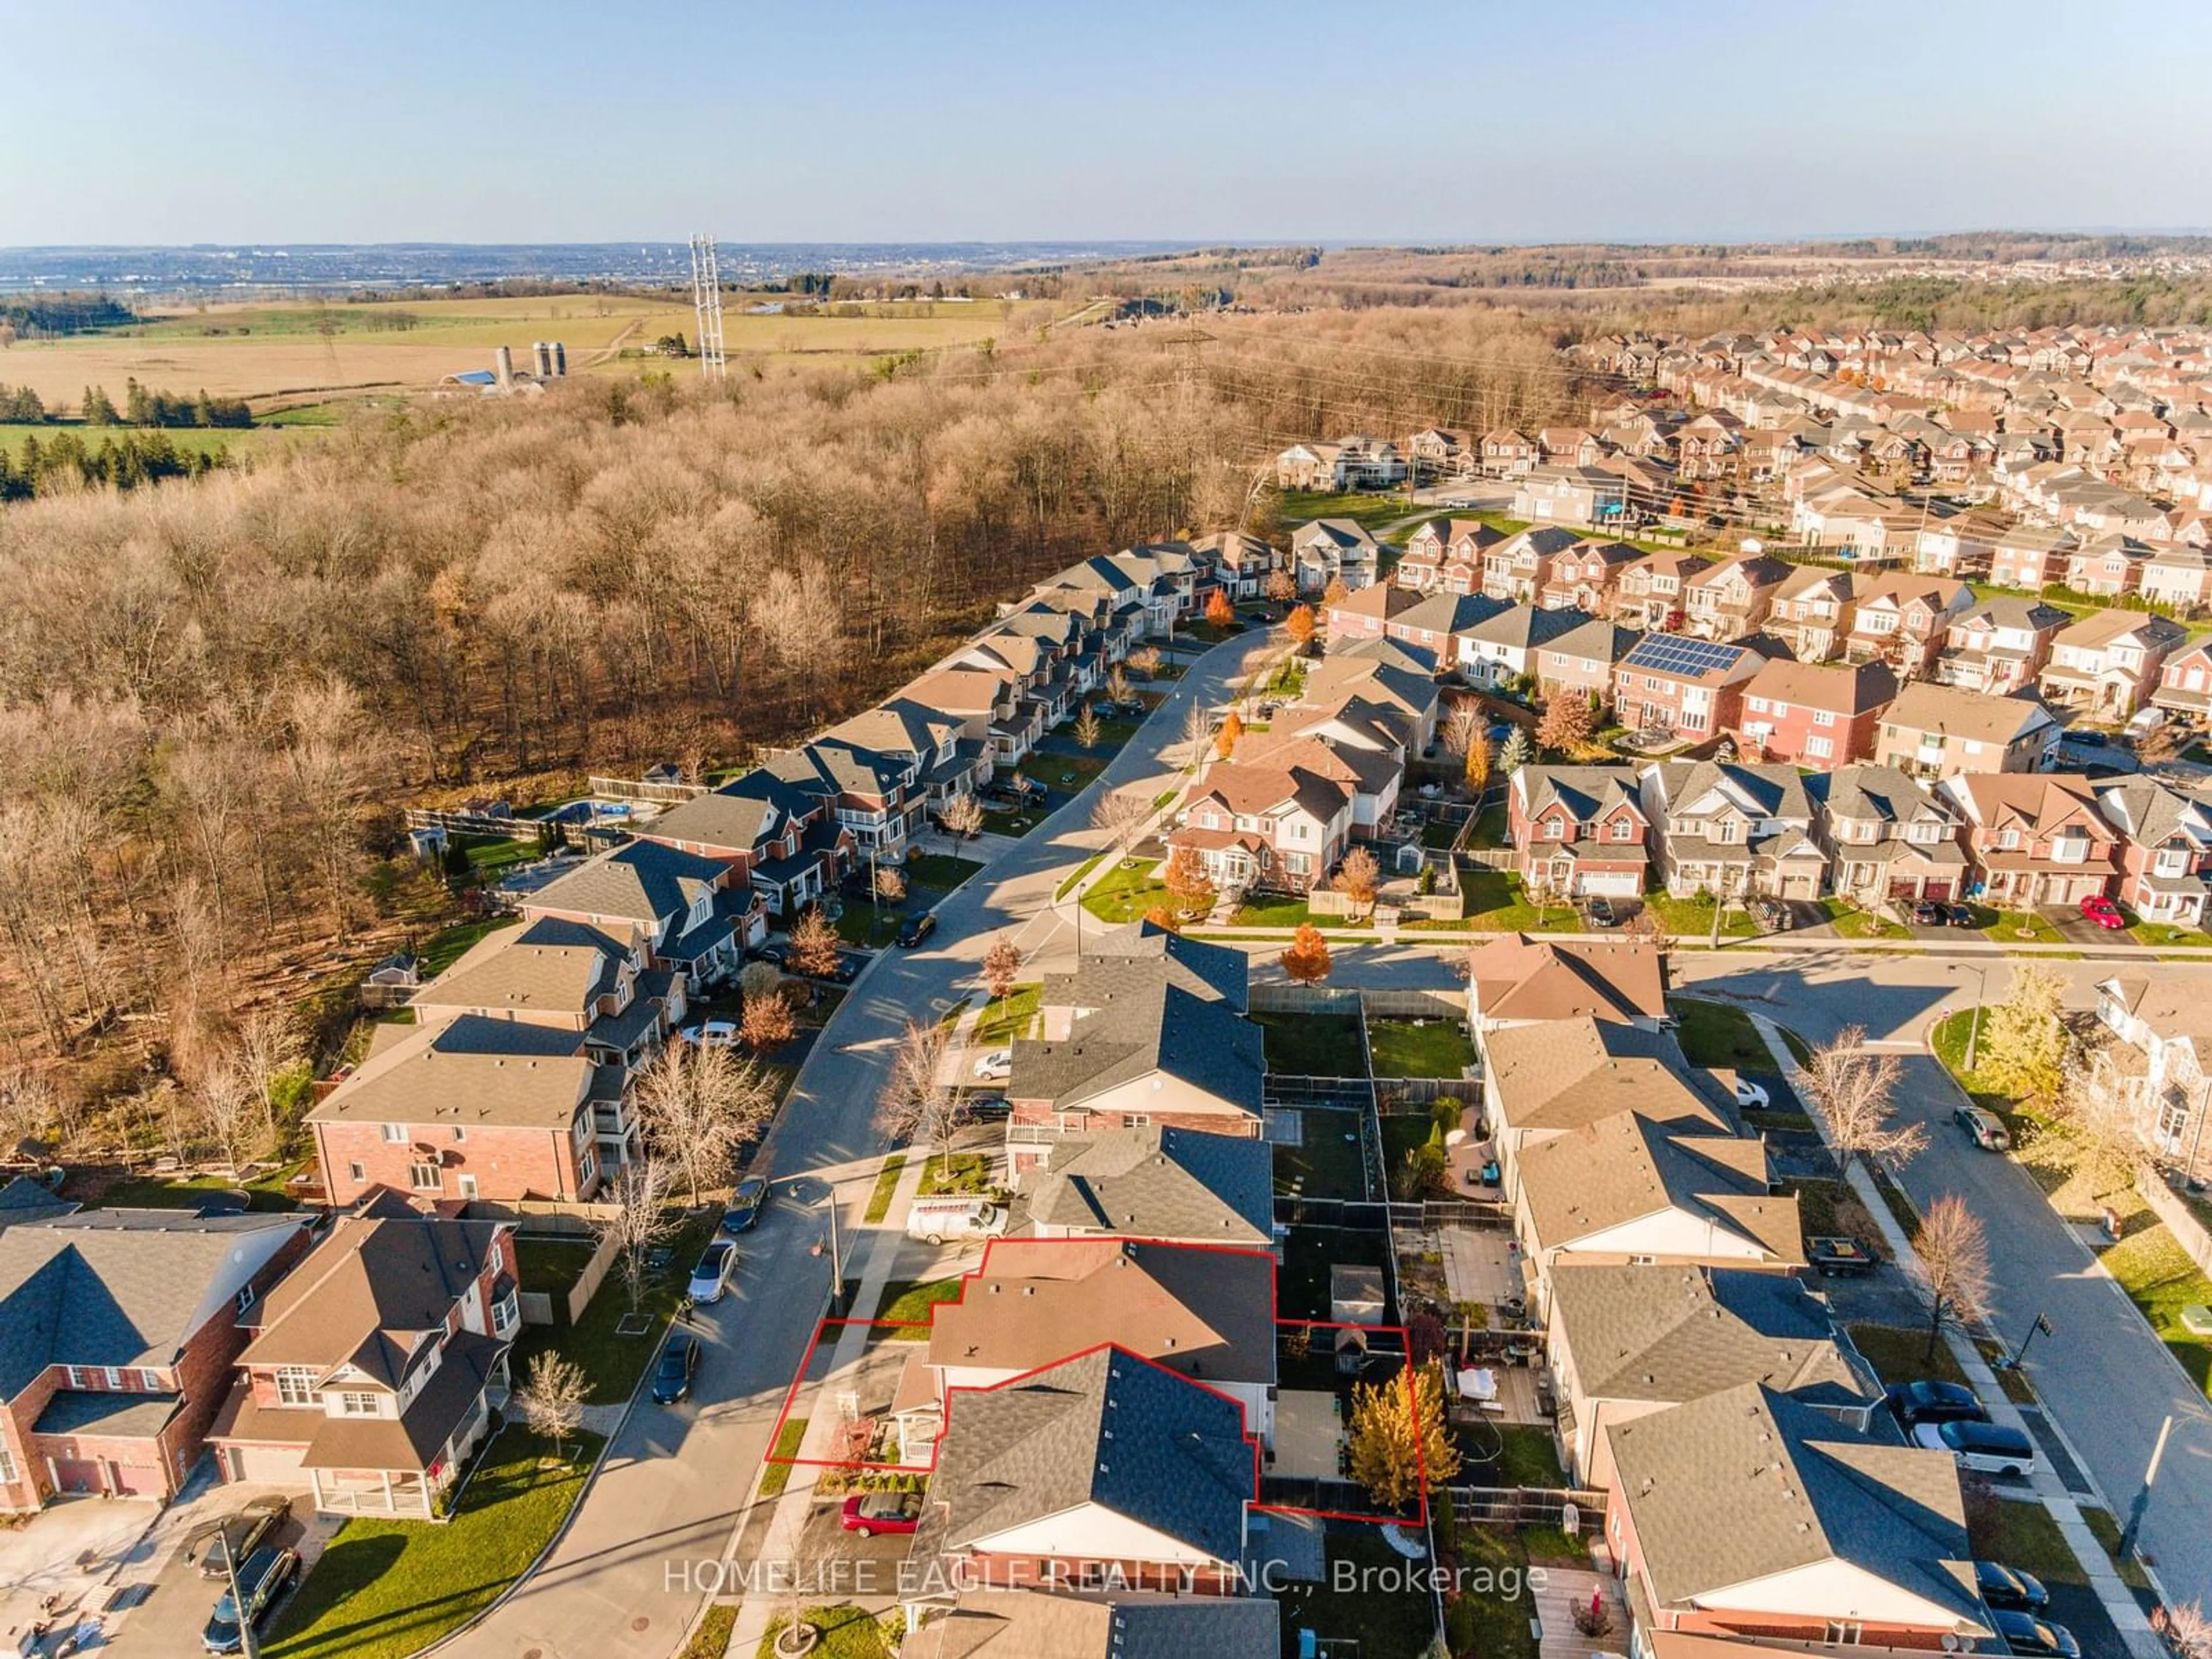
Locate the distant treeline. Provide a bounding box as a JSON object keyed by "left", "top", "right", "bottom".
{"left": 1764, "top": 274, "right": 2212, "bottom": 333}
{"left": 0, "top": 291, "right": 135, "bottom": 337}
{"left": 0, "top": 429, "right": 229, "bottom": 499}
{"left": 0, "top": 378, "right": 253, "bottom": 431}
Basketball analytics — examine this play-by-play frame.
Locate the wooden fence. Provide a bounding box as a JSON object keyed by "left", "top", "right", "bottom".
{"left": 2139, "top": 1169, "right": 2212, "bottom": 1277}
{"left": 588, "top": 774, "right": 709, "bottom": 805}
{"left": 1446, "top": 1484, "right": 1607, "bottom": 1527}
{"left": 467, "top": 1197, "right": 619, "bottom": 1236}
{"left": 514, "top": 1226, "right": 620, "bottom": 1327}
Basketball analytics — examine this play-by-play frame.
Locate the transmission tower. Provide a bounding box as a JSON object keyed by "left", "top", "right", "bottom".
{"left": 688, "top": 232, "right": 726, "bottom": 378}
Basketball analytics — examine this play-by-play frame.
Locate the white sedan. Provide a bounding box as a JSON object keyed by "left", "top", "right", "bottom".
{"left": 972, "top": 1048, "right": 1012, "bottom": 1080}
{"left": 681, "top": 1020, "right": 740, "bottom": 1048}
{"left": 687, "top": 1240, "right": 737, "bottom": 1304}
{"left": 1733, "top": 1078, "right": 1771, "bottom": 1110}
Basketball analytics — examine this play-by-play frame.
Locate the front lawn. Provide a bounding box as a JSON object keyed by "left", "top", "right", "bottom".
{"left": 758, "top": 1417, "right": 808, "bottom": 1498}
{"left": 1983, "top": 908, "right": 2065, "bottom": 946}
{"left": 1831, "top": 906, "right": 1908, "bottom": 940}
{"left": 1458, "top": 868, "right": 1580, "bottom": 933}
{"left": 980, "top": 805, "right": 1044, "bottom": 838}
{"left": 1972, "top": 1499, "right": 2088, "bottom": 1587}
{"left": 1276, "top": 1528, "right": 1449, "bottom": 1659}
{"left": 2129, "top": 915, "right": 2212, "bottom": 949}
{"left": 1846, "top": 1321, "right": 1964, "bottom": 1388}
{"left": 757, "top": 1606, "right": 895, "bottom": 1659}
{"left": 1782, "top": 1179, "right": 1885, "bottom": 1259}
{"left": 918, "top": 1153, "right": 994, "bottom": 1195}
{"left": 1080, "top": 857, "right": 1169, "bottom": 923}
{"left": 1666, "top": 997, "right": 1770, "bottom": 1070}
{"left": 510, "top": 1211, "right": 713, "bottom": 1404}
{"left": 263, "top": 1426, "right": 602, "bottom": 1659}
{"left": 876, "top": 1277, "right": 965, "bottom": 1333}
{"left": 1035, "top": 753, "right": 1109, "bottom": 792}
{"left": 1278, "top": 490, "right": 1421, "bottom": 532}
{"left": 971, "top": 983, "right": 1040, "bottom": 1047}
{"left": 2099, "top": 1221, "right": 2212, "bottom": 1395}
{"left": 1255, "top": 1012, "right": 1367, "bottom": 1076}
{"left": 1641, "top": 892, "right": 1759, "bottom": 939}
{"left": 832, "top": 900, "right": 900, "bottom": 946}
{"left": 902, "top": 853, "right": 983, "bottom": 891}
{"left": 1367, "top": 1018, "right": 1476, "bottom": 1079}
{"left": 1232, "top": 893, "right": 1321, "bottom": 928}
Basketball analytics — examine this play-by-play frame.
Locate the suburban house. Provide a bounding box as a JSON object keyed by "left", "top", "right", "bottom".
{"left": 904, "top": 1590, "right": 1278, "bottom": 1659}
{"left": 1539, "top": 537, "right": 1643, "bottom": 613}
{"left": 1403, "top": 427, "right": 1469, "bottom": 480}
{"left": 637, "top": 768, "right": 853, "bottom": 919}
{"left": 1811, "top": 766, "right": 1969, "bottom": 905}
{"left": 1482, "top": 526, "right": 1582, "bottom": 604}
{"left": 1397, "top": 518, "right": 1506, "bottom": 595}
{"left": 1187, "top": 531, "right": 1279, "bottom": 599}
{"left": 1614, "top": 552, "right": 1711, "bottom": 632}
{"left": 1873, "top": 683, "right": 2061, "bottom": 779}
{"left": 1506, "top": 767, "right": 1652, "bottom": 897}
{"left": 1515, "top": 1114, "right": 1801, "bottom": 1312}
{"left": 1612, "top": 634, "right": 1765, "bottom": 744}
{"left": 1843, "top": 573, "right": 1975, "bottom": 679}
{"left": 308, "top": 1012, "right": 631, "bottom": 1206}
{"left": 0, "top": 1210, "right": 312, "bottom": 1511}
{"left": 1321, "top": 582, "right": 1424, "bottom": 646}
{"left": 1536, "top": 616, "right": 1643, "bottom": 707}
{"left": 2152, "top": 639, "right": 2212, "bottom": 719}
{"left": 1465, "top": 935, "right": 1668, "bottom": 1034}
{"left": 1008, "top": 1125, "right": 1274, "bottom": 1246}
{"left": 1384, "top": 591, "right": 1506, "bottom": 664}
{"left": 2036, "top": 609, "right": 2187, "bottom": 717}
{"left": 1545, "top": 1265, "right": 1878, "bottom": 1490}
{"left": 208, "top": 1215, "right": 519, "bottom": 1516}
{"left": 1737, "top": 658, "right": 1897, "bottom": 767}
{"left": 2141, "top": 543, "right": 2212, "bottom": 613}
{"left": 889, "top": 1238, "right": 1278, "bottom": 1465}
{"left": 1273, "top": 442, "right": 1340, "bottom": 492}
{"left": 1639, "top": 762, "right": 1826, "bottom": 902}
{"left": 1938, "top": 771, "right": 2121, "bottom": 908}
{"left": 2063, "top": 533, "right": 2154, "bottom": 597}
{"left": 1287, "top": 520, "right": 1381, "bottom": 593}
{"left": 1479, "top": 1018, "right": 1730, "bottom": 1201}
{"left": 1986, "top": 524, "right": 2078, "bottom": 590}
{"left": 1457, "top": 603, "right": 1590, "bottom": 690}
{"left": 1167, "top": 757, "right": 1354, "bottom": 895}
{"left": 759, "top": 734, "right": 932, "bottom": 861}
{"left": 1230, "top": 722, "right": 1402, "bottom": 839}
{"left": 2094, "top": 779, "right": 2212, "bottom": 925}
{"left": 1513, "top": 465, "right": 1630, "bottom": 529}
{"left": 408, "top": 916, "right": 684, "bottom": 1082}
{"left": 1604, "top": 1384, "right": 1989, "bottom": 1654}
{"left": 1003, "top": 927, "right": 1264, "bottom": 1144}
{"left": 1682, "top": 554, "right": 1791, "bottom": 642}
{"left": 2092, "top": 976, "right": 2212, "bottom": 1177}
{"left": 1762, "top": 566, "right": 1859, "bottom": 662}
{"left": 1931, "top": 596, "right": 2072, "bottom": 695}
{"left": 1479, "top": 428, "right": 1540, "bottom": 477}
{"left": 524, "top": 836, "right": 755, "bottom": 990}
{"left": 1302, "top": 644, "right": 1442, "bottom": 751}
{"left": 908, "top": 1345, "right": 1260, "bottom": 1597}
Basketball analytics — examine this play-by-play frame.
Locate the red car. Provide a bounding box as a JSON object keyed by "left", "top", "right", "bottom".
{"left": 2078, "top": 894, "right": 2125, "bottom": 930}
{"left": 840, "top": 1491, "right": 921, "bottom": 1537}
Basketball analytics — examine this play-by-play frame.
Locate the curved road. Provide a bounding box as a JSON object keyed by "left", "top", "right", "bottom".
{"left": 447, "top": 627, "right": 1277, "bottom": 1659}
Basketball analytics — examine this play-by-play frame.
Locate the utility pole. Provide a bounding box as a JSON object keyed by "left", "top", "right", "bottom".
{"left": 687, "top": 233, "right": 726, "bottom": 380}
{"left": 2116, "top": 1412, "right": 2173, "bottom": 1561}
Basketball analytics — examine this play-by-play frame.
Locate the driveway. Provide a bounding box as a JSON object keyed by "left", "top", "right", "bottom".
{"left": 443, "top": 627, "right": 1280, "bottom": 1659}
{"left": 1675, "top": 952, "right": 2212, "bottom": 1601}
{"left": 2043, "top": 906, "right": 2140, "bottom": 950}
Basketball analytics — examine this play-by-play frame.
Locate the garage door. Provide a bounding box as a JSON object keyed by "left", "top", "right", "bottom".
{"left": 1578, "top": 870, "right": 1641, "bottom": 896}
{"left": 226, "top": 1444, "right": 308, "bottom": 1484}
{"left": 108, "top": 1461, "right": 162, "bottom": 1498}
{"left": 1923, "top": 879, "right": 1955, "bottom": 901}
{"left": 50, "top": 1457, "right": 101, "bottom": 1495}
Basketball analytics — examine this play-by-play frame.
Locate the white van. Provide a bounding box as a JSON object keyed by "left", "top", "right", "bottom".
{"left": 907, "top": 1196, "right": 1008, "bottom": 1245}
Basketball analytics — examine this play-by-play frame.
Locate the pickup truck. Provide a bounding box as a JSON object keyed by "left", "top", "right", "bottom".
{"left": 1806, "top": 1236, "right": 1878, "bottom": 1278}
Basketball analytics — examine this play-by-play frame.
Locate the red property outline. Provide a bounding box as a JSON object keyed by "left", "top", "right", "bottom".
{"left": 757, "top": 1237, "right": 1429, "bottom": 1527}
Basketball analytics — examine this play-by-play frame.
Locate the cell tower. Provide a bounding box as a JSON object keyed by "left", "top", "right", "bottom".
{"left": 688, "top": 232, "right": 726, "bottom": 378}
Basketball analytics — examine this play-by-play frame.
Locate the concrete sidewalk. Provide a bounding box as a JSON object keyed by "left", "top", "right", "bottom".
{"left": 1747, "top": 1014, "right": 2164, "bottom": 1658}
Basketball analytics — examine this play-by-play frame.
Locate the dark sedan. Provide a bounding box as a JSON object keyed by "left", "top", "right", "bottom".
{"left": 1885, "top": 1379, "right": 1988, "bottom": 1428}
{"left": 652, "top": 1334, "right": 700, "bottom": 1404}
{"left": 1974, "top": 1560, "right": 2050, "bottom": 1613}
{"left": 896, "top": 912, "right": 937, "bottom": 948}
{"left": 201, "top": 1544, "right": 298, "bottom": 1654}
{"left": 722, "top": 1176, "right": 770, "bottom": 1233}
{"left": 187, "top": 1495, "right": 290, "bottom": 1580}
{"left": 1991, "top": 1610, "right": 2079, "bottom": 1659}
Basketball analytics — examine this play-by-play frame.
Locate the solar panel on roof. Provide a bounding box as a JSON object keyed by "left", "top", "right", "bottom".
{"left": 1627, "top": 635, "right": 1743, "bottom": 677}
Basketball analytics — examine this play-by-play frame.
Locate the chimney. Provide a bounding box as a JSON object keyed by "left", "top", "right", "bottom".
{"left": 494, "top": 345, "right": 513, "bottom": 388}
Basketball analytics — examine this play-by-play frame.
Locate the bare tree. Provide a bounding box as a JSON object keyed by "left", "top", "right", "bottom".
{"left": 2165, "top": 1602, "right": 2212, "bottom": 1659}
{"left": 1441, "top": 703, "right": 1483, "bottom": 759}
{"left": 633, "top": 1043, "right": 778, "bottom": 1207}
{"left": 1181, "top": 700, "right": 1213, "bottom": 766}
{"left": 940, "top": 793, "right": 984, "bottom": 842}
{"left": 738, "top": 959, "right": 786, "bottom": 1006}
{"left": 1798, "top": 1024, "right": 1927, "bottom": 1176}
{"left": 870, "top": 865, "right": 908, "bottom": 905}
{"left": 599, "top": 1159, "right": 677, "bottom": 1316}
{"left": 786, "top": 908, "right": 843, "bottom": 980}
{"left": 739, "top": 986, "right": 796, "bottom": 1054}
{"left": 876, "top": 1018, "right": 958, "bottom": 1163}
{"left": 1908, "top": 1194, "right": 1991, "bottom": 1362}
{"left": 1090, "top": 786, "right": 1153, "bottom": 853}
{"left": 1073, "top": 706, "right": 1103, "bottom": 751}
{"left": 0, "top": 1066, "right": 61, "bottom": 1157}
{"left": 1105, "top": 664, "right": 1134, "bottom": 706}
{"left": 195, "top": 1062, "right": 262, "bottom": 1173}
{"left": 234, "top": 1006, "right": 305, "bottom": 1148}
{"left": 980, "top": 936, "right": 1023, "bottom": 1023}
{"left": 512, "top": 1350, "right": 589, "bottom": 1461}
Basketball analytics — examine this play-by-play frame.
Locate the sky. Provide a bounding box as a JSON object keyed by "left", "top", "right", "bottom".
{"left": 9, "top": 0, "right": 2212, "bottom": 247}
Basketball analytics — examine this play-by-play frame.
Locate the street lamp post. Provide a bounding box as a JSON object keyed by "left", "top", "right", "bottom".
{"left": 2007, "top": 1310, "right": 2053, "bottom": 1370}
{"left": 188, "top": 1531, "right": 259, "bottom": 1659}
{"left": 1949, "top": 961, "right": 1992, "bottom": 1073}
{"left": 790, "top": 1179, "right": 846, "bottom": 1317}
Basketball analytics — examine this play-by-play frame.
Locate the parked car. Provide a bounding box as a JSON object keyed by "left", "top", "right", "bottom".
{"left": 897, "top": 912, "right": 938, "bottom": 948}
{"left": 201, "top": 1544, "right": 299, "bottom": 1654}
{"left": 2062, "top": 728, "right": 2107, "bottom": 748}
{"left": 1733, "top": 1077, "right": 1770, "bottom": 1110}
{"left": 1885, "top": 1379, "right": 1988, "bottom": 1429}
{"left": 1751, "top": 897, "right": 1791, "bottom": 934}
{"left": 1586, "top": 896, "right": 1619, "bottom": 928}
{"left": 680, "top": 1020, "right": 740, "bottom": 1048}
{"left": 907, "top": 1196, "right": 1007, "bottom": 1245}
{"left": 1955, "top": 1104, "right": 2012, "bottom": 1152}
{"left": 688, "top": 1238, "right": 737, "bottom": 1304}
{"left": 1974, "top": 1560, "right": 2051, "bottom": 1613}
{"left": 955, "top": 1094, "right": 1013, "bottom": 1125}
{"left": 721, "top": 1176, "right": 769, "bottom": 1234}
{"left": 972, "top": 1048, "right": 1012, "bottom": 1081}
{"left": 750, "top": 941, "right": 790, "bottom": 967}
{"left": 652, "top": 1334, "right": 700, "bottom": 1404}
{"left": 1991, "top": 1611, "right": 2078, "bottom": 1658}
{"left": 1942, "top": 902, "right": 1976, "bottom": 926}
{"left": 1912, "top": 900, "right": 1945, "bottom": 927}
{"left": 1914, "top": 1418, "right": 2037, "bottom": 1478}
{"left": 2124, "top": 706, "right": 2169, "bottom": 746}
{"left": 2078, "top": 893, "right": 2125, "bottom": 930}
{"left": 187, "top": 1495, "right": 290, "bottom": 1580}
{"left": 840, "top": 1491, "right": 922, "bottom": 1537}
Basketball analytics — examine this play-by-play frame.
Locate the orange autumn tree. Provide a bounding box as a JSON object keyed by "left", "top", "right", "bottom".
{"left": 1285, "top": 604, "right": 1316, "bottom": 647}
{"left": 1205, "top": 589, "right": 1236, "bottom": 628}
{"left": 1215, "top": 709, "right": 1244, "bottom": 759}
{"left": 1281, "top": 922, "right": 1333, "bottom": 985}
{"left": 1162, "top": 844, "right": 1217, "bottom": 919}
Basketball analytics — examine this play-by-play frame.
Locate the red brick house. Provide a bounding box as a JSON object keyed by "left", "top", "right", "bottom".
{"left": 2094, "top": 779, "right": 2212, "bottom": 926}
{"left": 1612, "top": 634, "right": 1765, "bottom": 744}
{"left": 1939, "top": 772, "right": 2120, "bottom": 907}
{"left": 1321, "top": 582, "right": 1423, "bottom": 645}
{"left": 1507, "top": 766, "right": 1650, "bottom": 897}
{"left": 0, "top": 1211, "right": 312, "bottom": 1512}
{"left": 210, "top": 1216, "right": 520, "bottom": 1516}
{"left": 1844, "top": 573, "right": 1975, "bottom": 679}
{"left": 1736, "top": 658, "right": 1897, "bottom": 766}
{"left": 1539, "top": 538, "right": 1643, "bottom": 613}
{"left": 638, "top": 766, "right": 855, "bottom": 920}
{"left": 2152, "top": 639, "right": 2212, "bottom": 720}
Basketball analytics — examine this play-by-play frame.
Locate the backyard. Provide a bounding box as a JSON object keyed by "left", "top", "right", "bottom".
{"left": 1275, "top": 1116, "right": 1372, "bottom": 1203}
{"left": 510, "top": 1212, "right": 714, "bottom": 1403}
{"left": 1278, "top": 1223, "right": 1388, "bottom": 1320}
{"left": 1368, "top": 1018, "right": 1476, "bottom": 1080}
{"left": 263, "top": 1425, "right": 602, "bottom": 1659}
{"left": 1276, "top": 1527, "right": 1451, "bottom": 1659}
{"left": 1255, "top": 1011, "right": 1367, "bottom": 1076}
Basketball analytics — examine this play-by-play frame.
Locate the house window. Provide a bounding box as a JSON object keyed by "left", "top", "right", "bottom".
{"left": 140, "top": 1369, "right": 160, "bottom": 1391}
{"left": 0, "top": 1447, "right": 13, "bottom": 1484}
{"left": 349, "top": 1161, "right": 366, "bottom": 1184}
{"left": 1812, "top": 709, "right": 1836, "bottom": 727}
{"left": 1806, "top": 737, "right": 1834, "bottom": 759}
{"left": 1825, "top": 1624, "right": 1863, "bottom": 1646}
{"left": 104, "top": 1367, "right": 123, "bottom": 1389}
{"left": 410, "top": 1162, "right": 443, "bottom": 1191}
{"left": 235, "top": 1283, "right": 256, "bottom": 1315}
{"left": 1999, "top": 828, "right": 2021, "bottom": 851}
{"left": 381, "top": 1122, "right": 408, "bottom": 1143}
{"left": 1122, "top": 1114, "right": 1152, "bottom": 1128}
{"left": 275, "top": 1367, "right": 318, "bottom": 1406}
{"left": 453, "top": 1127, "right": 466, "bottom": 1142}
{"left": 336, "top": 1392, "right": 380, "bottom": 1417}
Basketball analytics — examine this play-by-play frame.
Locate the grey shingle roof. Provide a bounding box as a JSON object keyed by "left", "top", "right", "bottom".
{"left": 1607, "top": 1383, "right": 1984, "bottom": 1630}
{"left": 1520, "top": 1113, "right": 1800, "bottom": 1264}
{"left": 932, "top": 1346, "right": 1255, "bottom": 1565}
{"left": 1484, "top": 1018, "right": 1724, "bottom": 1135}
{"left": 1041, "top": 922, "right": 1248, "bottom": 1013}
{"left": 1810, "top": 765, "right": 1953, "bottom": 827}
{"left": 1010, "top": 980, "right": 1265, "bottom": 1121}
{"left": 1016, "top": 1126, "right": 1274, "bottom": 1245}
{"left": 1465, "top": 604, "right": 1592, "bottom": 652}
{"left": 528, "top": 839, "right": 725, "bottom": 927}
{"left": 912, "top": 1589, "right": 1278, "bottom": 1659}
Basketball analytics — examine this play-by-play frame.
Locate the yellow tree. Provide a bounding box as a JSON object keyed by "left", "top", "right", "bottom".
{"left": 1281, "top": 922, "right": 1333, "bottom": 985}
{"left": 1465, "top": 729, "right": 1492, "bottom": 793}
{"left": 1285, "top": 605, "right": 1316, "bottom": 649}
{"left": 1163, "top": 844, "right": 1217, "bottom": 919}
{"left": 1347, "top": 1362, "right": 1460, "bottom": 1511}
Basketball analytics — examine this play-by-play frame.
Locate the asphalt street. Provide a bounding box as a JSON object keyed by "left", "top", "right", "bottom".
{"left": 444, "top": 627, "right": 1279, "bottom": 1659}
